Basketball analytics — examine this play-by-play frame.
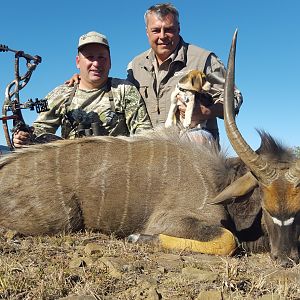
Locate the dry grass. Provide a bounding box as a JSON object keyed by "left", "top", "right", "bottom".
{"left": 0, "top": 231, "right": 299, "bottom": 299}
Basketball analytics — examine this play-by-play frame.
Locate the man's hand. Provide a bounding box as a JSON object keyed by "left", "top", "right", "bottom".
{"left": 13, "top": 129, "right": 33, "bottom": 148}
{"left": 65, "top": 73, "right": 81, "bottom": 87}
{"left": 177, "top": 95, "right": 223, "bottom": 127}
{"left": 177, "top": 94, "right": 208, "bottom": 126}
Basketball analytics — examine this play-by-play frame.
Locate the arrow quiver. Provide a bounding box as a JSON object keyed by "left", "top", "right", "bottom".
{"left": 0, "top": 44, "right": 49, "bottom": 150}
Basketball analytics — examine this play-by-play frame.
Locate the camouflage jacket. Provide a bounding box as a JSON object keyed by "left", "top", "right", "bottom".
{"left": 33, "top": 78, "right": 152, "bottom": 139}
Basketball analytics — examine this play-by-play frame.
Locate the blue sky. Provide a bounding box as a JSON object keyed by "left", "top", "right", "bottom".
{"left": 1, "top": 0, "right": 299, "bottom": 154}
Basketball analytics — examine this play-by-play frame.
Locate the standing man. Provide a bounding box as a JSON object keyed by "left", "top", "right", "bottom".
{"left": 13, "top": 31, "right": 152, "bottom": 147}
{"left": 126, "top": 3, "right": 243, "bottom": 142}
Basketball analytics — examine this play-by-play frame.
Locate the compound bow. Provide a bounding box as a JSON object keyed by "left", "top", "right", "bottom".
{"left": 0, "top": 44, "right": 49, "bottom": 150}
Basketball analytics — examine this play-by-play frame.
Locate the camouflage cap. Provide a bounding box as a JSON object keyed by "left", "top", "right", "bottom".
{"left": 78, "top": 31, "right": 109, "bottom": 50}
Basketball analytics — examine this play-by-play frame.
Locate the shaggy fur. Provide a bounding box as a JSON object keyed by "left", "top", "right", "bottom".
{"left": 0, "top": 128, "right": 298, "bottom": 263}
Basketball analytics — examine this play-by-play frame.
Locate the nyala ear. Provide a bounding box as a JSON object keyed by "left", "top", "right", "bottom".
{"left": 208, "top": 172, "right": 258, "bottom": 205}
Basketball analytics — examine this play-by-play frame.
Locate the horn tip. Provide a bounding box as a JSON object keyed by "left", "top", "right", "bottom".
{"left": 233, "top": 29, "right": 238, "bottom": 43}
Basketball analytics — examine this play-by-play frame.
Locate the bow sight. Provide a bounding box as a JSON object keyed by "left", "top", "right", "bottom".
{"left": 0, "top": 44, "right": 49, "bottom": 150}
